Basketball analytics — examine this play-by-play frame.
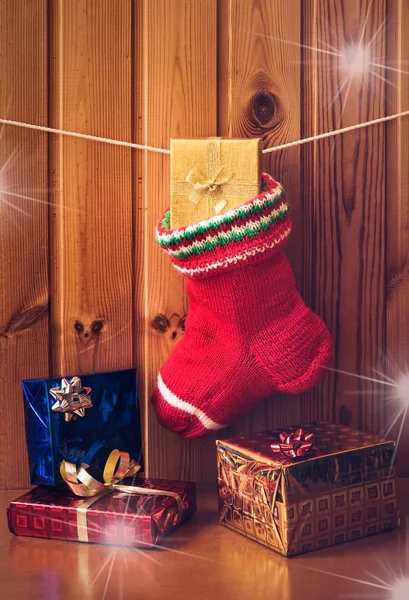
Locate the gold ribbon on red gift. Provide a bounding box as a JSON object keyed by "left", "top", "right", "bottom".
{"left": 60, "top": 449, "right": 184, "bottom": 542}
{"left": 270, "top": 428, "right": 315, "bottom": 459}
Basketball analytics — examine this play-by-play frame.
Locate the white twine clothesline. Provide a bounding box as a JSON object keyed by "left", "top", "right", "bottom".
{"left": 0, "top": 110, "right": 408, "bottom": 155}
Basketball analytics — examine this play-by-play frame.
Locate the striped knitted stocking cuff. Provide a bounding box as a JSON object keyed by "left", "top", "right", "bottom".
{"left": 156, "top": 173, "right": 291, "bottom": 279}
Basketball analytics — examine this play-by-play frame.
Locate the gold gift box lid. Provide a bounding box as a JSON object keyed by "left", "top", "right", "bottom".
{"left": 216, "top": 422, "right": 395, "bottom": 469}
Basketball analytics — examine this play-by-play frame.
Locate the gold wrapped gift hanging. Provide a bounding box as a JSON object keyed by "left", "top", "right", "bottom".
{"left": 170, "top": 137, "right": 261, "bottom": 230}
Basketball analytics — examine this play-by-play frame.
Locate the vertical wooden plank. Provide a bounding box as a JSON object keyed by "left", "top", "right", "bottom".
{"left": 50, "top": 0, "right": 133, "bottom": 376}
{"left": 134, "top": 0, "right": 217, "bottom": 480}
{"left": 385, "top": 0, "right": 409, "bottom": 473}
{"left": 302, "top": 1, "right": 387, "bottom": 431}
{"left": 0, "top": 1, "right": 48, "bottom": 489}
{"left": 218, "top": 0, "right": 304, "bottom": 436}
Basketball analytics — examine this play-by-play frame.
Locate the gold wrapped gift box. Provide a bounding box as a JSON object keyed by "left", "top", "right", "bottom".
{"left": 217, "top": 423, "right": 399, "bottom": 557}
{"left": 170, "top": 137, "right": 260, "bottom": 230}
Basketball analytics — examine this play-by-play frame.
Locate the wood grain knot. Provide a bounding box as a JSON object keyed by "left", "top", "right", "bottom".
{"left": 386, "top": 263, "right": 409, "bottom": 301}
{"left": 91, "top": 320, "right": 104, "bottom": 335}
{"left": 251, "top": 89, "right": 276, "bottom": 128}
{"left": 2, "top": 302, "right": 48, "bottom": 337}
{"left": 152, "top": 313, "right": 186, "bottom": 342}
{"left": 152, "top": 314, "right": 170, "bottom": 333}
{"left": 74, "top": 319, "right": 105, "bottom": 345}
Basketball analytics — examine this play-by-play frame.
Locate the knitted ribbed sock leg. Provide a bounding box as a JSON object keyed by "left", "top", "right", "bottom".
{"left": 152, "top": 174, "right": 332, "bottom": 438}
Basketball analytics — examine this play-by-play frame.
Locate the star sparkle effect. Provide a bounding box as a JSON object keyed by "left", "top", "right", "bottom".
{"left": 252, "top": 0, "right": 408, "bottom": 126}
{"left": 390, "top": 578, "right": 409, "bottom": 600}
{"left": 0, "top": 145, "right": 76, "bottom": 224}
{"left": 326, "top": 360, "right": 409, "bottom": 470}
{"left": 50, "top": 376, "right": 92, "bottom": 422}
{"left": 11, "top": 506, "right": 212, "bottom": 600}
{"left": 0, "top": 109, "right": 79, "bottom": 223}
{"left": 302, "top": 567, "right": 409, "bottom": 599}
{"left": 88, "top": 536, "right": 213, "bottom": 600}
{"left": 301, "top": 516, "right": 409, "bottom": 599}
{"left": 12, "top": 495, "right": 213, "bottom": 600}
{"left": 0, "top": 122, "right": 49, "bottom": 222}
{"left": 319, "top": 358, "right": 409, "bottom": 599}
{"left": 87, "top": 461, "right": 214, "bottom": 599}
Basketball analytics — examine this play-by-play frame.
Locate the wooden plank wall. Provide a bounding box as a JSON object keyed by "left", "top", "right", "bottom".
{"left": 134, "top": 0, "right": 218, "bottom": 481}
{"left": 302, "top": 0, "right": 387, "bottom": 428}
{"left": 0, "top": 1, "right": 49, "bottom": 489}
{"left": 218, "top": 0, "right": 304, "bottom": 439}
{"left": 50, "top": 0, "right": 134, "bottom": 377}
{"left": 0, "top": 0, "right": 408, "bottom": 488}
{"left": 386, "top": 0, "right": 409, "bottom": 472}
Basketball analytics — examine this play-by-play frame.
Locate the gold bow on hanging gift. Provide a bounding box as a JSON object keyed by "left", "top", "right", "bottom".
{"left": 61, "top": 449, "right": 184, "bottom": 542}
{"left": 184, "top": 167, "right": 233, "bottom": 214}
{"left": 171, "top": 138, "right": 234, "bottom": 216}
{"left": 170, "top": 137, "right": 261, "bottom": 229}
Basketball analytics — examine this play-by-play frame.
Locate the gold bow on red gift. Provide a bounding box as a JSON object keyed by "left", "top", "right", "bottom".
{"left": 60, "top": 450, "right": 184, "bottom": 542}
{"left": 270, "top": 428, "right": 315, "bottom": 459}
{"left": 60, "top": 449, "right": 142, "bottom": 497}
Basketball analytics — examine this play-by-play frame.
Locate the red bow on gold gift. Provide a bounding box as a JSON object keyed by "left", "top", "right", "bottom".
{"left": 270, "top": 428, "right": 315, "bottom": 459}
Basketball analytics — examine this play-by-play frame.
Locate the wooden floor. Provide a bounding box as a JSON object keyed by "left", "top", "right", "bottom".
{"left": 1, "top": 482, "right": 409, "bottom": 600}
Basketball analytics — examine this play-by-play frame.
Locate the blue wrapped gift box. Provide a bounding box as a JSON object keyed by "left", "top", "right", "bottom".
{"left": 22, "top": 369, "right": 142, "bottom": 485}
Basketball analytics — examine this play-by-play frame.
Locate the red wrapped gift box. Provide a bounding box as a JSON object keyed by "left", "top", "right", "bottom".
{"left": 7, "top": 478, "right": 196, "bottom": 547}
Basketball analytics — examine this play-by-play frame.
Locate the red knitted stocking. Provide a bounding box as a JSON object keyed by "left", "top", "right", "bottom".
{"left": 152, "top": 174, "right": 332, "bottom": 439}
